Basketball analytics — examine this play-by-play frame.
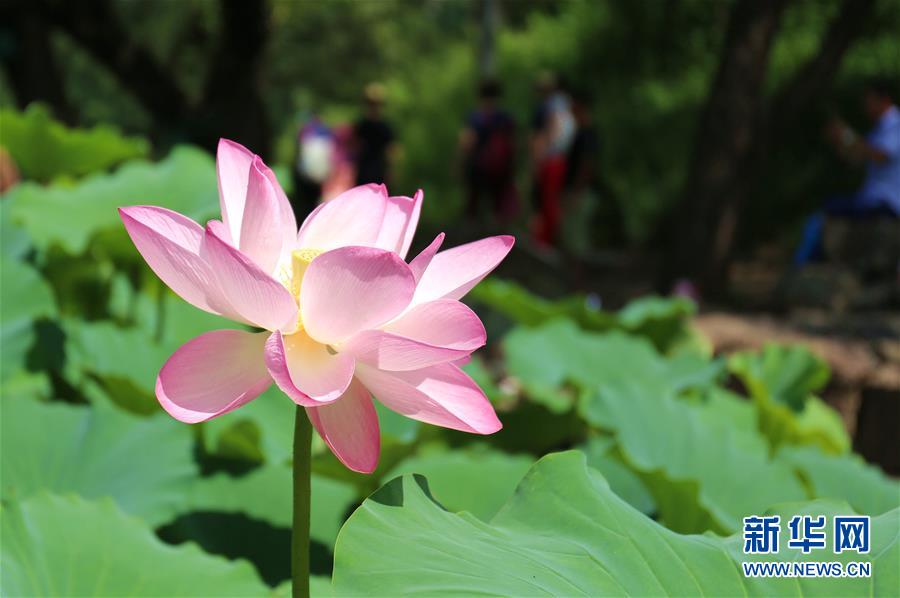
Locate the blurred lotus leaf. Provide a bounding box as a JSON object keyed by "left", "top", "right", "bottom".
{"left": 729, "top": 344, "right": 841, "bottom": 453}
{"left": 729, "top": 343, "right": 830, "bottom": 411}
{"left": 469, "top": 278, "right": 617, "bottom": 330}
{"left": 615, "top": 294, "right": 698, "bottom": 352}
{"left": 503, "top": 319, "right": 722, "bottom": 411}
{"left": 0, "top": 104, "right": 149, "bottom": 183}
{"left": 759, "top": 394, "right": 851, "bottom": 455}
{"left": 4, "top": 146, "right": 218, "bottom": 256}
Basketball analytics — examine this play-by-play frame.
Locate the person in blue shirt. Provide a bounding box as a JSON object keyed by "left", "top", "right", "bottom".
{"left": 794, "top": 78, "right": 900, "bottom": 265}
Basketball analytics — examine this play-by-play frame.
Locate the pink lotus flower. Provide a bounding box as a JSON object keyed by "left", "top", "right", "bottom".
{"left": 119, "top": 139, "right": 513, "bottom": 473}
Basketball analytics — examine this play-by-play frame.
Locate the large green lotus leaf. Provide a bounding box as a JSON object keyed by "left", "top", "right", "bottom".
{"left": 0, "top": 104, "right": 149, "bottom": 183}
{"left": 1, "top": 493, "right": 269, "bottom": 597}
{"left": 581, "top": 379, "right": 807, "bottom": 533}
{"left": 0, "top": 256, "right": 57, "bottom": 381}
{"left": 729, "top": 343, "right": 830, "bottom": 411}
{"left": 5, "top": 145, "right": 217, "bottom": 255}
{"left": 332, "top": 452, "right": 899, "bottom": 596}
{"left": 1, "top": 399, "right": 196, "bottom": 526}
{"left": 185, "top": 466, "right": 356, "bottom": 549}
{"left": 503, "top": 319, "right": 722, "bottom": 410}
{"left": 778, "top": 445, "right": 900, "bottom": 516}
{"left": 580, "top": 436, "right": 655, "bottom": 514}
{"left": 383, "top": 445, "right": 533, "bottom": 521}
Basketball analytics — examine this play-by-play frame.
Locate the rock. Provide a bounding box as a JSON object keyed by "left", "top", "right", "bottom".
{"left": 780, "top": 265, "right": 861, "bottom": 311}
{"left": 823, "top": 217, "right": 900, "bottom": 277}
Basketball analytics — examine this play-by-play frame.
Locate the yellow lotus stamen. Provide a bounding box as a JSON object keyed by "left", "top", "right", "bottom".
{"left": 291, "top": 248, "right": 324, "bottom": 300}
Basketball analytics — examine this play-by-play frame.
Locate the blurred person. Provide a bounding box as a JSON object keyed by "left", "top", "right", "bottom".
{"left": 530, "top": 71, "right": 576, "bottom": 246}
{"left": 293, "top": 112, "right": 335, "bottom": 219}
{"left": 794, "top": 78, "right": 900, "bottom": 265}
{"left": 322, "top": 124, "right": 357, "bottom": 201}
{"left": 459, "top": 79, "right": 518, "bottom": 224}
{"left": 353, "top": 83, "right": 396, "bottom": 186}
{"left": 0, "top": 147, "right": 20, "bottom": 193}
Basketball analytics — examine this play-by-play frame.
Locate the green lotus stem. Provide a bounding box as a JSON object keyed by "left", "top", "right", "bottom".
{"left": 292, "top": 407, "right": 312, "bottom": 598}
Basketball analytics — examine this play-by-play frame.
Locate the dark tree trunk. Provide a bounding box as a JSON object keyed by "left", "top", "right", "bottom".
{"left": 194, "top": 0, "right": 271, "bottom": 158}
{"left": 0, "top": 1, "right": 75, "bottom": 123}
{"left": 46, "top": 0, "right": 190, "bottom": 136}
{"left": 22, "top": 0, "right": 272, "bottom": 156}
{"left": 665, "top": 0, "right": 877, "bottom": 296}
{"left": 665, "top": 0, "right": 789, "bottom": 295}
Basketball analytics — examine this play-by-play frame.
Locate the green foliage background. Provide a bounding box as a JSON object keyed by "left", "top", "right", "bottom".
{"left": 1, "top": 110, "right": 897, "bottom": 595}
{"left": 1, "top": 1, "right": 899, "bottom": 594}
{"left": 5, "top": 0, "right": 896, "bottom": 244}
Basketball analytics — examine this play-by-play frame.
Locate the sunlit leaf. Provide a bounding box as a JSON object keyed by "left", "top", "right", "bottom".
{"left": 333, "top": 452, "right": 898, "bottom": 596}
{"left": 61, "top": 319, "right": 174, "bottom": 414}
{"left": 581, "top": 380, "right": 807, "bottom": 533}
{"left": 1, "top": 493, "right": 269, "bottom": 597}
{"left": 778, "top": 445, "right": 900, "bottom": 516}
{"left": 62, "top": 296, "right": 239, "bottom": 415}
{"left": 503, "top": 319, "right": 721, "bottom": 409}
{"left": 383, "top": 445, "right": 533, "bottom": 521}
{"left": 1, "top": 400, "right": 196, "bottom": 526}
{"left": 729, "top": 344, "right": 844, "bottom": 454}
{"left": 5, "top": 146, "right": 217, "bottom": 255}
{"left": 0, "top": 103, "right": 149, "bottom": 183}
{"left": 580, "top": 436, "right": 655, "bottom": 514}
{"left": 729, "top": 343, "right": 830, "bottom": 411}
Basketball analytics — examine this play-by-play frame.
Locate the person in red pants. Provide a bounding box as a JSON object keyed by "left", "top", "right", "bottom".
{"left": 530, "top": 73, "right": 575, "bottom": 246}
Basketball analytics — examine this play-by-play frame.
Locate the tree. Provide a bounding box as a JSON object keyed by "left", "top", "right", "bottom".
{"left": 0, "top": 0, "right": 272, "bottom": 157}
{"left": 666, "top": 0, "right": 876, "bottom": 295}
{"left": 0, "top": 1, "right": 75, "bottom": 124}
{"left": 665, "top": 0, "right": 789, "bottom": 293}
